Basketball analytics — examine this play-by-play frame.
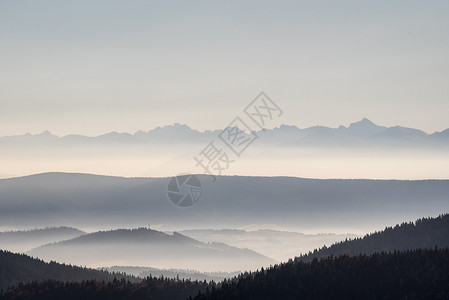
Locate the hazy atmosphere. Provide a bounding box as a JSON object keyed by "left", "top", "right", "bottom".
{"left": 1, "top": 1, "right": 449, "bottom": 137}
{"left": 1, "top": 1, "right": 448, "bottom": 299}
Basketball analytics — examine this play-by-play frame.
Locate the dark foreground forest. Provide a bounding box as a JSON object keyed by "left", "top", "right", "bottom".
{"left": 195, "top": 248, "right": 449, "bottom": 300}
{"left": 0, "top": 276, "right": 210, "bottom": 300}
{"left": 1, "top": 215, "right": 448, "bottom": 299}
{"left": 0, "top": 250, "right": 138, "bottom": 290}
{"left": 1, "top": 249, "right": 448, "bottom": 300}
{"left": 296, "top": 214, "right": 449, "bottom": 262}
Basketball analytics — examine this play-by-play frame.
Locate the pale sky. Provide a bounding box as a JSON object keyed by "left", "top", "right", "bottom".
{"left": 1, "top": 0, "right": 449, "bottom": 136}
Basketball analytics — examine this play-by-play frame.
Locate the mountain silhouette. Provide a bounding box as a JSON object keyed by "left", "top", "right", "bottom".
{"left": 1, "top": 118, "right": 447, "bottom": 146}
{"left": 1, "top": 173, "right": 449, "bottom": 233}
{"left": 296, "top": 214, "right": 449, "bottom": 262}
{"left": 27, "top": 228, "right": 275, "bottom": 272}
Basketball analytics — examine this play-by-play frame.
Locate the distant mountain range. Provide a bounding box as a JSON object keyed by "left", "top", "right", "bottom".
{"left": 1, "top": 119, "right": 448, "bottom": 148}
{"left": 1, "top": 119, "right": 448, "bottom": 180}
{"left": 27, "top": 228, "right": 275, "bottom": 272}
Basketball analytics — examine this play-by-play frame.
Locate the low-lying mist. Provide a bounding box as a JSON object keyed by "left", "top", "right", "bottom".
{"left": 1, "top": 143, "right": 448, "bottom": 179}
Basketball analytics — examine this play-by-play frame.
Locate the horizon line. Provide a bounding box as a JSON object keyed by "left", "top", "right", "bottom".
{"left": 1, "top": 117, "right": 447, "bottom": 138}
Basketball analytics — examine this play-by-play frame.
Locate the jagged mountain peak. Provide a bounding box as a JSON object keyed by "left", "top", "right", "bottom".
{"left": 348, "top": 118, "right": 378, "bottom": 128}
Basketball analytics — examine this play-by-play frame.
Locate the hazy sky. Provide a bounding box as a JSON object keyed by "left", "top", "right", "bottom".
{"left": 1, "top": 0, "right": 448, "bottom": 136}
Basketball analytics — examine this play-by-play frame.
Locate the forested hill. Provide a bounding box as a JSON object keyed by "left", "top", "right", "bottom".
{"left": 296, "top": 214, "right": 449, "bottom": 262}
{"left": 0, "top": 250, "right": 210, "bottom": 300}
{"left": 3, "top": 249, "right": 449, "bottom": 299}
{"left": 0, "top": 250, "right": 136, "bottom": 290}
{"left": 2, "top": 215, "right": 449, "bottom": 299}
{"left": 27, "top": 228, "right": 274, "bottom": 272}
{"left": 194, "top": 248, "right": 449, "bottom": 300}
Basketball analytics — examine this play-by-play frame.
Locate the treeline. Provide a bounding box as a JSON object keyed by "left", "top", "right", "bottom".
{"left": 0, "top": 250, "right": 137, "bottom": 290}
{"left": 195, "top": 248, "right": 449, "bottom": 300}
{"left": 3, "top": 249, "right": 448, "bottom": 300}
{"left": 296, "top": 214, "right": 449, "bottom": 262}
{"left": 0, "top": 276, "right": 211, "bottom": 300}
{"left": 2, "top": 214, "right": 448, "bottom": 299}
{"left": 0, "top": 226, "right": 84, "bottom": 235}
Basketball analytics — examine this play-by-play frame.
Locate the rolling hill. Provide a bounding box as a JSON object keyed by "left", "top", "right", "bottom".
{"left": 195, "top": 214, "right": 449, "bottom": 299}
{"left": 1, "top": 173, "right": 448, "bottom": 233}
{"left": 27, "top": 228, "right": 275, "bottom": 272}
{"left": 296, "top": 214, "right": 449, "bottom": 262}
{"left": 3, "top": 215, "right": 449, "bottom": 299}
{"left": 194, "top": 249, "right": 449, "bottom": 300}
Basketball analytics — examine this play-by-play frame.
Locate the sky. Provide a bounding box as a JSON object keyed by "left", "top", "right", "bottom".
{"left": 1, "top": 0, "right": 449, "bottom": 137}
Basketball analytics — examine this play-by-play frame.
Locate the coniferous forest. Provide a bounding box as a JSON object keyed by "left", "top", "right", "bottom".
{"left": 194, "top": 248, "right": 449, "bottom": 300}
{"left": 1, "top": 215, "right": 448, "bottom": 299}
{"left": 296, "top": 214, "right": 449, "bottom": 262}
{"left": 0, "top": 250, "right": 138, "bottom": 290}
{"left": 0, "top": 277, "right": 210, "bottom": 300}
{"left": 1, "top": 249, "right": 448, "bottom": 300}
